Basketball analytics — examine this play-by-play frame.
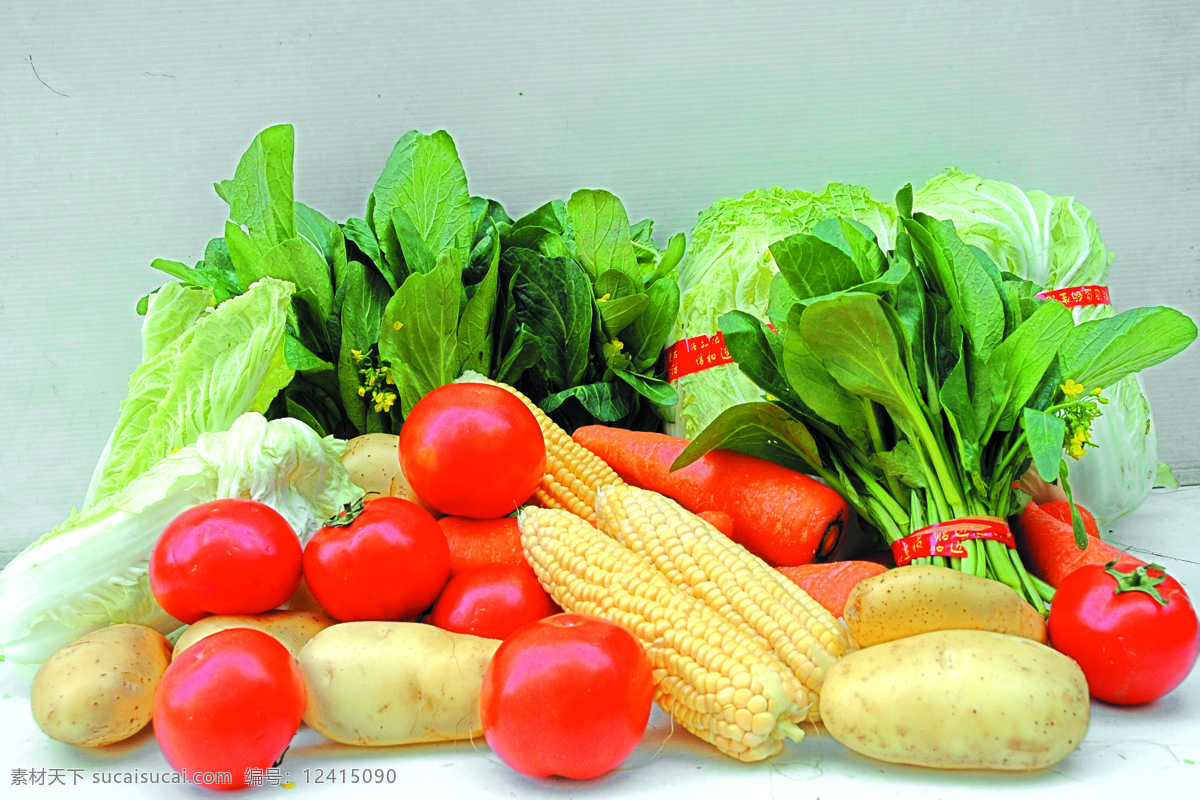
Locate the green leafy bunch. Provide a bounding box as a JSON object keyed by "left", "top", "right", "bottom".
{"left": 141, "top": 124, "right": 683, "bottom": 437}
{"left": 678, "top": 185, "right": 1196, "bottom": 612}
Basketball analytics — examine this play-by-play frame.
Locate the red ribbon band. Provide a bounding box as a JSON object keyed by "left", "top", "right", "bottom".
{"left": 890, "top": 516, "right": 1015, "bottom": 566}
{"left": 664, "top": 333, "right": 735, "bottom": 381}
{"left": 1035, "top": 285, "right": 1111, "bottom": 308}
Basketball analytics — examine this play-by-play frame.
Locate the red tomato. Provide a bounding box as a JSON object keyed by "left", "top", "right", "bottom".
{"left": 398, "top": 384, "right": 545, "bottom": 518}
{"left": 150, "top": 498, "right": 302, "bottom": 624}
{"left": 1049, "top": 561, "right": 1200, "bottom": 705}
{"left": 153, "top": 628, "right": 305, "bottom": 790}
{"left": 480, "top": 613, "right": 653, "bottom": 779}
{"left": 303, "top": 496, "right": 449, "bottom": 621}
{"left": 430, "top": 564, "right": 559, "bottom": 639}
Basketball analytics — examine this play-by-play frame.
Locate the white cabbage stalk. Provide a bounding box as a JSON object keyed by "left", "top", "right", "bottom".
{"left": 914, "top": 170, "right": 1156, "bottom": 527}
{"left": 0, "top": 413, "right": 361, "bottom": 679}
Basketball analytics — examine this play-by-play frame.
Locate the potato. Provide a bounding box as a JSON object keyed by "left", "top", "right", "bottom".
{"left": 843, "top": 565, "right": 1047, "bottom": 647}
{"left": 297, "top": 621, "right": 500, "bottom": 746}
{"left": 173, "top": 610, "right": 335, "bottom": 659}
{"left": 819, "top": 629, "right": 1089, "bottom": 770}
{"left": 31, "top": 624, "right": 172, "bottom": 747}
{"left": 342, "top": 433, "right": 431, "bottom": 511}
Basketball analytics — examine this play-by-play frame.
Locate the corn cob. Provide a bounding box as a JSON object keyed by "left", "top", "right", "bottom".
{"left": 456, "top": 371, "right": 622, "bottom": 523}
{"left": 519, "top": 506, "right": 808, "bottom": 762}
{"left": 596, "top": 485, "right": 850, "bottom": 721}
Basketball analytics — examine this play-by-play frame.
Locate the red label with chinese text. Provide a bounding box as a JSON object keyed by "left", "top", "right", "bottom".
{"left": 1035, "top": 285, "right": 1111, "bottom": 308}
{"left": 664, "top": 333, "right": 735, "bottom": 381}
{"left": 890, "top": 516, "right": 1015, "bottom": 566}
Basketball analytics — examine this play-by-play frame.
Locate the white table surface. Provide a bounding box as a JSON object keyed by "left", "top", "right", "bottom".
{"left": 2, "top": 487, "right": 1197, "bottom": 798}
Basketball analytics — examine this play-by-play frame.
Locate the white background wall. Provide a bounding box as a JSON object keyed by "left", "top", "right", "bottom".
{"left": 3, "top": 1, "right": 1198, "bottom": 564}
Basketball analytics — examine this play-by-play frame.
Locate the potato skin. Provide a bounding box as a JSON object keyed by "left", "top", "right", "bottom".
{"left": 819, "top": 629, "right": 1089, "bottom": 770}
{"left": 342, "top": 434, "right": 432, "bottom": 511}
{"left": 297, "top": 621, "right": 501, "bottom": 746}
{"left": 844, "top": 565, "right": 1047, "bottom": 647}
{"left": 31, "top": 624, "right": 172, "bottom": 747}
{"left": 172, "top": 610, "right": 335, "bottom": 659}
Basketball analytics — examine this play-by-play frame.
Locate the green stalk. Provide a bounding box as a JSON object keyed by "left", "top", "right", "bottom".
{"left": 865, "top": 399, "right": 905, "bottom": 501}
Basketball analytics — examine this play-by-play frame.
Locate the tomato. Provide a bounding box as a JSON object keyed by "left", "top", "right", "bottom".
{"left": 303, "top": 496, "right": 449, "bottom": 622}
{"left": 1049, "top": 561, "right": 1200, "bottom": 705}
{"left": 480, "top": 613, "right": 653, "bottom": 779}
{"left": 430, "top": 564, "right": 559, "bottom": 639}
{"left": 150, "top": 498, "right": 302, "bottom": 624}
{"left": 398, "top": 384, "right": 545, "bottom": 518}
{"left": 152, "top": 628, "right": 305, "bottom": 790}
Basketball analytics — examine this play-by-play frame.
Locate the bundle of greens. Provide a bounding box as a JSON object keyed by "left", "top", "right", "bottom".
{"left": 143, "top": 125, "right": 683, "bottom": 437}
{"left": 677, "top": 186, "right": 1196, "bottom": 611}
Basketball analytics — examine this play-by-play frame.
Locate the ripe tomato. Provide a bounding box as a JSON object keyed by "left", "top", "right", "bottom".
{"left": 1049, "top": 561, "right": 1199, "bottom": 705}
{"left": 153, "top": 628, "right": 305, "bottom": 790}
{"left": 430, "top": 564, "right": 559, "bottom": 639}
{"left": 398, "top": 384, "right": 545, "bottom": 518}
{"left": 303, "top": 496, "right": 449, "bottom": 622}
{"left": 150, "top": 498, "right": 302, "bottom": 624}
{"left": 480, "top": 613, "right": 653, "bottom": 779}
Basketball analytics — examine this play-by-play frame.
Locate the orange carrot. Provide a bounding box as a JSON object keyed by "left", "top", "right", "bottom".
{"left": 1013, "top": 500, "right": 1144, "bottom": 587}
{"left": 697, "top": 510, "right": 734, "bottom": 537}
{"left": 437, "top": 516, "right": 531, "bottom": 578}
{"left": 572, "top": 426, "right": 850, "bottom": 566}
{"left": 775, "top": 561, "right": 889, "bottom": 617}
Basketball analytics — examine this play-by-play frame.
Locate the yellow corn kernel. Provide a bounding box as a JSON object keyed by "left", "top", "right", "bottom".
{"left": 596, "top": 485, "right": 850, "bottom": 722}
{"left": 518, "top": 506, "right": 809, "bottom": 762}
{"left": 456, "top": 372, "right": 623, "bottom": 523}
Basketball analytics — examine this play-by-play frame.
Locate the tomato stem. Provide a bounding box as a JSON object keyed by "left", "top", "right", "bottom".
{"left": 324, "top": 498, "right": 366, "bottom": 528}
{"left": 1104, "top": 560, "right": 1170, "bottom": 606}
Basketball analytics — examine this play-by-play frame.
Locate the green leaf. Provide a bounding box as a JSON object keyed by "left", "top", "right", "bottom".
{"left": 781, "top": 307, "right": 868, "bottom": 447}
{"left": 341, "top": 218, "right": 389, "bottom": 287}
{"left": 613, "top": 369, "right": 678, "bottom": 407}
{"left": 1024, "top": 408, "right": 1067, "bottom": 484}
{"left": 1059, "top": 306, "right": 1198, "bottom": 390}
{"left": 296, "top": 202, "right": 348, "bottom": 291}
{"left": 494, "top": 325, "right": 543, "bottom": 386}
{"left": 1154, "top": 462, "right": 1181, "bottom": 490}
{"left": 540, "top": 381, "right": 632, "bottom": 422}
{"left": 799, "top": 294, "right": 923, "bottom": 436}
{"left": 870, "top": 442, "right": 929, "bottom": 489}
{"left": 904, "top": 215, "right": 1005, "bottom": 359}
{"left": 567, "top": 189, "right": 639, "bottom": 282}
{"left": 1059, "top": 459, "right": 1089, "bottom": 549}
{"left": 371, "top": 130, "right": 471, "bottom": 275}
{"left": 256, "top": 237, "right": 335, "bottom": 322}
{"left": 503, "top": 249, "right": 592, "bottom": 392}
{"left": 457, "top": 253, "right": 499, "bottom": 375}
{"left": 379, "top": 253, "right": 463, "bottom": 416}
{"left": 672, "top": 402, "right": 820, "bottom": 474}
{"left": 215, "top": 124, "right": 296, "bottom": 250}
{"left": 336, "top": 261, "right": 391, "bottom": 433}
{"left": 719, "top": 310, "right": 794, "bottom": 404}
{"left": 149, "top": 258, "right": 240, "bottom": 306}
{"left": 770, "top": 233, "right": 862, "bottom": 302}
{"left": 624, "top": 278, "right": 679, "bottom": 373}
{"left": 505, "top": 200, "right": 567, "bottom": 249}
{"left": 984, "top": 300, "right": 1075, "bottom": 432}
{"left": 284, "top": 333, "right": 332, "bottom": 372}
{"left": 940, "top": 357, "right": 984, "bottom": 483}
{"left": 598, "top": 294, "right": 650, "bottom": 338}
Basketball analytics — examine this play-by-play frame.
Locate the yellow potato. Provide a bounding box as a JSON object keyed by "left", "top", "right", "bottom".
{"left": 297, "top": 622, "right": 501, "bottom": 746}
{"left": 819, "top": 629, "right": 1089, "bottom": 770}
{"left": 341, "top": 433, "right": 432, "bottom": 511}
{"left": 172, "top": 610, "right": 335, "bottom": 659}
{"left": 31, "top": 624, "right": 172, "bottom": 747}
{"left": 843, "top": 564, "right": 1047, "bottom": 647}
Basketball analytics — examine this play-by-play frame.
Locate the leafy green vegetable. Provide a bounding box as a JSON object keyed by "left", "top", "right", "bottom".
{"left": 689, "top": 194, "right": 1196, "bottom": 612}
{"left": 86, "top": 278, "right": 295, "bottom": 506}
{"left": 0, "top": 413, "right": 361, "bottom": 677}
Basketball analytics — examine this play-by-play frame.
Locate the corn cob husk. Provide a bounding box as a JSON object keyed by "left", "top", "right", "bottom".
{"left": 456, "top": 372, "right": 623, "bottom": 524}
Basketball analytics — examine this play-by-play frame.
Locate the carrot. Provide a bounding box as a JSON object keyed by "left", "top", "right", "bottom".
{"left": 572, "top": 426, "right": 850, "bottom": 566}
{"left": 775, "top": 561, "right": 889, "bottom": 617}
{"left": 436, "top": 516, "right": 531, "bottom": 577}
{"left": 696, "top": 510, "right": 734, "bottom": 537}
{"left": 1013, "top": 500, "right": 1144, "bottom": 587}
